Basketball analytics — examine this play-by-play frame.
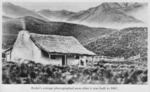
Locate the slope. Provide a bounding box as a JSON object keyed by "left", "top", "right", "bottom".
{"left": 2, "top": 16, "right": 117, "bottom": 49}
{"left": 85, "top": 27, "right": 147, "bottom": 58}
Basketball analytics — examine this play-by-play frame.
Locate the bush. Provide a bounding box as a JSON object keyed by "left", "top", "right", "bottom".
{"left": 2, "top": 60, "right": 147, "bottom": 84}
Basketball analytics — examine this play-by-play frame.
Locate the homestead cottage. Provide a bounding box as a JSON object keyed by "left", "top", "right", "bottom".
{"left": 3, "top": 30, "right": 95, "bottom": 66}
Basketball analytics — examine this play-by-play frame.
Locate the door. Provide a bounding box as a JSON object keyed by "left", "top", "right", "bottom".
{"left": 62, "top": 55, "right": 66, "bottom": 65}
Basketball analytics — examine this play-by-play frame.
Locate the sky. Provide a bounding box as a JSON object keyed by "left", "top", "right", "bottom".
{"left": 11, "top": 2, "right": 102, "bottom": 12}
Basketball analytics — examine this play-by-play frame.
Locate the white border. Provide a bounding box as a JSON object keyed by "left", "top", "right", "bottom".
{"left": 0, "top": 0, "right": 149, "bottom": 92}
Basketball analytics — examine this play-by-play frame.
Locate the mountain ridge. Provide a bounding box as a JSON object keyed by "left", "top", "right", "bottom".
{"left": 2, "top": 2, "right": 48, "bottom": 21}
{"left": 37, "top": 2, "right": 145, "bottom": 25}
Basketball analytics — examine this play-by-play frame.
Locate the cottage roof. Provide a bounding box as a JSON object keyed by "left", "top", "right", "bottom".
{"left": 30, "top": 33, "right": 96, "bottom": 55}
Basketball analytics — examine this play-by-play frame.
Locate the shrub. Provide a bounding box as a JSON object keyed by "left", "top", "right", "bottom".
{"left": 2, "top": 60, "right": 147, "bottom": 84}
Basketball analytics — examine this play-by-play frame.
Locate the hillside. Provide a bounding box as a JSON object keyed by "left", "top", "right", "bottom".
{"left": 2, "top": 16, "right": 117, "bottom": 49}
{"left": 85, "top": 27, "right": 147, "bottom": 58}
{"left": 2, "top": 2, "right": 48, "bottom": 21}
{"left": 2, "top": 15, "right": 13, "bottom": 22}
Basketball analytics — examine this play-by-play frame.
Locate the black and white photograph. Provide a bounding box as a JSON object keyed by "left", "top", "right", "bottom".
{"left": 1, "top": 1, "right": 148, "bottom": 85}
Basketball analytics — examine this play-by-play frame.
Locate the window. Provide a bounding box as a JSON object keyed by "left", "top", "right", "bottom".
{"left": 51, "top": 55, "right": 56, "bottom": 59}
{"left": 2, "top": 53, "right": 6, "bottom": 58}
{"left": 75, "top": 55, "right": 79, "bottom": 59}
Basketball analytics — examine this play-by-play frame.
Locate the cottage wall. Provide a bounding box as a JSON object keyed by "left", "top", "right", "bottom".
{"left": 32, "top": 44, "right": 62, "bottom": 65}
{"left": 27, "top": 42, "right": 84, "bottom": 65}
{"left": 11, "top": 31, "right": 34, "bottom": 62}
{"left": 80, "top": 56, "right": 87, "bottom": 67}
{"left": 67, "top": 55, "right": 80, "bottom": 66}
{"left": 10, "top": 31, "right": 77, "bottom": 65}
{"left": 10, "top": 30, "right": 90, "bottom": 66}
{"left": 67, "top": 55, "right": 88, "bottom": 67}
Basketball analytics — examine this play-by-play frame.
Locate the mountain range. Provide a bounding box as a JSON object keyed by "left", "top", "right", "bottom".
{"left": 3, "top": 2, "right": 148, "bottom": 27}
{"left": 67, "top": 3, "right": 142, "bottom": 23}
{"left": 2, "top": 2, "right": 148, "bottom": 59}
{"left": 38, "top": 2, "right": 147, "bottom": 27}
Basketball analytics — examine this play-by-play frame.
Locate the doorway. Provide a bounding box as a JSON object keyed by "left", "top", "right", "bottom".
{"left": 62, "top": 55, "right": 66, "bottom": 65}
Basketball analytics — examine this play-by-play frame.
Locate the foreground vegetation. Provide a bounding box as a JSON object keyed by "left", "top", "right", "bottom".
{"left": 2, "top": 60, "right": 147, "bottom": 84}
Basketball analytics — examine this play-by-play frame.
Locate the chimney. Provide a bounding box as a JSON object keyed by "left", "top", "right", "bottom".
{"left": 21, "top": 18, "right": 26, "bottom": 30}
{"left": 11, "top": 30, "right": 33, "bottom": 62}
{"left": 15, "top": 30, "right": 31, "bottom": 47}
